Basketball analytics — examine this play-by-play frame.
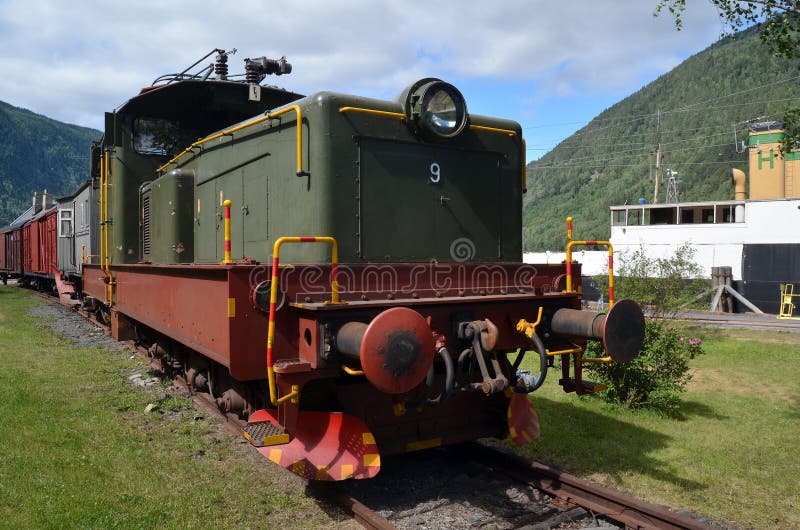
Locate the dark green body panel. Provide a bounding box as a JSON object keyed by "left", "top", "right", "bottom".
{"left": 103, "top": 81, "right": 523, "bottom": 265}
{"left": 164, "top": 91, "right": 523, "bottom": 265}
{"left": 141, "top": 171, "right": 195, "bottom": 264}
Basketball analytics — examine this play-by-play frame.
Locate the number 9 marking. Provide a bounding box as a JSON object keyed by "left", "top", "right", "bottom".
{"left": 429, "top": 162, "right": 441, "bottom": 183}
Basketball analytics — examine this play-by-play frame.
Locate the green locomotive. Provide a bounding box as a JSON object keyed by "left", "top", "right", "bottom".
{"left": 82, "top": 49, "right": 643, "bottom": 480}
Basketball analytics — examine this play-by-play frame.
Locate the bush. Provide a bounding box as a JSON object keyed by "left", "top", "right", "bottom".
{"left": 587, "top": 244, "right": 707, "bottom": 412}
{"left": 585, "top": 320, "right": 705, "bottom": 413}
{"left": 597, "top": 242, "right": 708, "bottom": 317}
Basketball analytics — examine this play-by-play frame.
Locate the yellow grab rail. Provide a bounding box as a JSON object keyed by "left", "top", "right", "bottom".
{"left": 521, "top": 137, "right": 527, "bottom": 193}
{"left": 338, "top": 106, "right": 518, "bottom": 137}
{"left": 157, "top": 105, "right": 306, "bottom": 176}
{"left": 564, "top": 217, "right": 614, "bottom": 307}
{"left": 266, "top": 236, "right": 341, "bottom": 406}
{"left": 99, "top": 150, "right": 115, "bottom": 305}
{"left": 468, "top": 124, "right": 517, "bottom": 136}
{"left": 339, "top": 106, "right": 405, "bottom": 120}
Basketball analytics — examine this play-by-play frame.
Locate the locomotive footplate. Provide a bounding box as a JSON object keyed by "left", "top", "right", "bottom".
{"left": 242, "top": 420, "right": 290, "bottom": 448}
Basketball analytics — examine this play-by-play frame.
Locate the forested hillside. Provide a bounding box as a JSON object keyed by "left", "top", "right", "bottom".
{"left": 0, "top": 101, "right": 100, "bottom": 225}
{"left": 524, "top": 26, "right": 799, "bottom": 251}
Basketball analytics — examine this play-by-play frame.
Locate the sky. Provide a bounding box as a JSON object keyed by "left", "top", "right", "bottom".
{"left": 0, "top": 0, "right": 724, "bottom": 160}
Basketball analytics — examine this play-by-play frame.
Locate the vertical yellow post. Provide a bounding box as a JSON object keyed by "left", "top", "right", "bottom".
{"left": 607, "top": 246, "right": 615, "bottom": 307}
{"left": 82, "top": 245, "right": 86, "bottom": 265}
{"left": 221, "top": 199, "right": 234, "bottom": 264}
{"left": 566, "top": 216, "right": 573, "bottom": 242}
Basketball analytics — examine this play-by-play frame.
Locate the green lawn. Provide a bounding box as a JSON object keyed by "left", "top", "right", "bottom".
{"left": 0, "top": 286, "right": 347, "bottom": 529}
{"left": 2, "top": 283, "right": 797, "bottom": 528}
{"left": 512, "top": 325, "right": 800, "bottom": 529}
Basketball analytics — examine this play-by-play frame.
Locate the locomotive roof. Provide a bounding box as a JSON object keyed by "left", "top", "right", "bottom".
{"left": 117, "top": 79, "right": 305, "bottom": 121}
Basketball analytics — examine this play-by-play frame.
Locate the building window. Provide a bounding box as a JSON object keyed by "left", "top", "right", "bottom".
{"left": 702, "top": 208, "right": 714, "bottom": 223}
{"left": 612, "top": 210, "right": 626, "bottom": 226}
{"left": 58, "top": 209, "right": 73, "bottom": 237}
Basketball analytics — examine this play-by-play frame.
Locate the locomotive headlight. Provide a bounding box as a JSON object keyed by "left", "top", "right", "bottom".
{"left": 402, "top": 78, "right": 468, "bottom": 139}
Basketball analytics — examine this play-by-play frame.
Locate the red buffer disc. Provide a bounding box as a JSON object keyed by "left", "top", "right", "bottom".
{"left": 359, "top": 307, "right": 435, "bottom": 394}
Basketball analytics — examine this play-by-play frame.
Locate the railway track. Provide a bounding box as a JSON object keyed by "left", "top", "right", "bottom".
{"left": 32, "top": 289, "right": 715, "bottom": 530}
{"left": 668, "top": 310, "right": 800, "bottom": 333}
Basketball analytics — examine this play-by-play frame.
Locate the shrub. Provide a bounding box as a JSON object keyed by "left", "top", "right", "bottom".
{"left": 586, "top": 244, "right": 708, "bottom": 412}
{"left": 585, "top": 320, "right": 705, "bottom": 413}
{"left": 596, "top": 242, "right": 708, "bottom": 317}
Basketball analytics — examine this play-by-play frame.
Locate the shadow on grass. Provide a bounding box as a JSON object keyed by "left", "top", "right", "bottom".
{"left": 672, "top": 399, "right": 729, "bottom": 422}
{"left": 530, "top": 396, "right": 705, "bottom": 491}
{"left": 784, "top": 398, "right": 800, "bottom": 420}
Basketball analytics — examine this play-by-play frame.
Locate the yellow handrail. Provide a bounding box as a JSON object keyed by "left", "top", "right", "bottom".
{"left": 265, "top": 236, "right": 342, "bottom": 406}
{"left": 564, "top": 217, "right": 614, "bottom": 307}
{"left": 339, "top": 107, "right": 405, "bottom": 120}
{"left": 469, "top": 124, "right": 517, "bottom": 136}
{"left": 99, "top": 150, "right": 114, "bottom": 305}
{"left": 565, "top": 239, "right": 614, "bottom": 307}
{"left": 338, "top": 106, "right": 518, "bottom": 137}
{"left": 156, "top": 105, "right": 306, "bottom": 176}
{"left": 521, "top": 137, "right": 527, "bottom": 192}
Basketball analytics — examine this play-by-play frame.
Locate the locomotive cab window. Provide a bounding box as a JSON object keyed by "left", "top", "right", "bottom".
{"left": 58, "top": 209, "right": 73, "bottom": 238}
{"left": 133, "top": 118, "right": 191, "bottom": 157}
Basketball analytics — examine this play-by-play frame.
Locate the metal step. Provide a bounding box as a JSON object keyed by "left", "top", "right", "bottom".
{"left": 242, "top": 420, "right": 290, "bottom": 448}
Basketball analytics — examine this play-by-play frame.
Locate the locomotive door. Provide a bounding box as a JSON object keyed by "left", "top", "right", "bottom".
{"left": 242, "top": 167, "right": 269, "bottom": 259}
{"left": 358, "top": 137, "right": 502, "bottom": 261}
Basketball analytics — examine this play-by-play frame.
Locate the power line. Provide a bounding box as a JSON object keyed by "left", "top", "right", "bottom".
{"left": 521, "top": 73, "right": 800, "bottom": 135}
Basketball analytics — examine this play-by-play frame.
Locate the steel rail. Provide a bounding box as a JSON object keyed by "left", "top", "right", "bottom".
{"left": 314, "top": 486, "right": 398, "bottom": 530}
{"left": 462, "top": 443, "right": 713, "bottom": 530}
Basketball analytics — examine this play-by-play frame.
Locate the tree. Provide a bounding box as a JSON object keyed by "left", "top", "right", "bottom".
{"left": 655, "top": 1, "right": 800, "bottom": 154}
{"left": 655, "top": 1, "right": 800, "bottom": 60}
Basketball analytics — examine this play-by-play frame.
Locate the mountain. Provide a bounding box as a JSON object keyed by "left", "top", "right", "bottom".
{"left": 0, "top": 101, "right": 100, "bottom": 225}
{"left": 524, "top": 26, "right": 799, "bottom": 251}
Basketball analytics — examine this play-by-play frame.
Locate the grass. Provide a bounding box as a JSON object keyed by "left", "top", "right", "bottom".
{"left": 511, "top": 324, "right": 800, "bottom": 529}
{"left": 0, "top": 286, "right": 348, "bottom": 529}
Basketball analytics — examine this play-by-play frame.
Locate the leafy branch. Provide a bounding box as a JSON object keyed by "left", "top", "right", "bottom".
{"left": 654, "top": 1, "right": 800, "bottom": 60}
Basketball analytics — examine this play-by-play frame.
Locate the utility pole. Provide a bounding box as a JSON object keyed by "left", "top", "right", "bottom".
{"left": 653, "top": 109, "right": 661, "bottom": 204}
{"left": 653, "top": 143, "right": 662, "bottom": 204}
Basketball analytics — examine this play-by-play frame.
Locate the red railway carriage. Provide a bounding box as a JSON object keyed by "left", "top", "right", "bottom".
{"left": 0, "top": 229, "right": 7, "bottom": 283}
{"left": 21, "top": 207, "right": 58, "bottom": 287}
{"left": 1, "top": 228, "right": 23, "bottom": 283}
{"left": 2, "top": 206, "right": 33, "bottom": 284}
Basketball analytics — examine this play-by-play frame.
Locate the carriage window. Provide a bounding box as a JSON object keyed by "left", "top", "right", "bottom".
{"left": 133, "top": 118, "right": 182, "bottom": 156}
{"left": 59, "top": 209, "right": 73, "bottom": 237}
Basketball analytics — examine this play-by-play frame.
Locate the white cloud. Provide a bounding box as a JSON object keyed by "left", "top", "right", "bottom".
{"left": 0, "top": 0, "right": 722, "bottom": 130}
